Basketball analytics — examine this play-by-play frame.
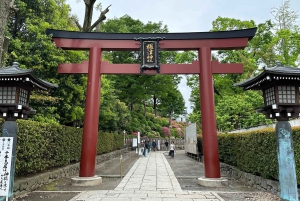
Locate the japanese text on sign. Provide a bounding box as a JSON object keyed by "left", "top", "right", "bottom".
{"left": 143, "top": 41, "right": 157, "bottom": 66}
{"left": 0, "top": 137, "right": 13, "bottom": 198}
{"left": 146, "top": 43, "right": 154, "bottom": 62}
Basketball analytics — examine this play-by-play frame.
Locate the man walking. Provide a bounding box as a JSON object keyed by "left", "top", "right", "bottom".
{"left": 165, "top": 140, "right": 169, "bottom": 151}
{"left": 152, "top": 140, "right": 157, "bottom": 152}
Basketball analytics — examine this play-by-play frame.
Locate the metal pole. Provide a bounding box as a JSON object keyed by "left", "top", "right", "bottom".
{"left": 120, "top": 155, "right": 123, "bottom": 178}
{"left": 123, "top": 130, "right": 125, "bottom": 147}
{"left": 275, "top": 121, "right": 298, "bottom": 201}
{"left": 198, "top": 47, "right": 221, "bottom": 178}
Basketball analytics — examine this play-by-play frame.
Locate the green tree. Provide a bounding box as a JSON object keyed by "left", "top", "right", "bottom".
{"left": 270, "top": 0, "right": 300, "bottom": 66}
{"left": 101, "top": 15, "right": 182, "bottom": 116}
{"left": 0, "top": 0, "right": 16, "bottom": 66}
{"left": 216, "top": 91, "right": 271, "bottom": 132}
{"left": 186, "top": 17, "right": 276, "bottom": 130}
{"left": 158, "top": 88, "right": 185, "bottom": 125}
{"left": 99, "top": 75, "right": 131, "bottom": 132}
{"left": 6, "top": 0, "right": 88, "bottom": 126}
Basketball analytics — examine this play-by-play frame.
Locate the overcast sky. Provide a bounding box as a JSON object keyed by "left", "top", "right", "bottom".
{"left": 66, "top": 0, "right": 300, "bottom": 114}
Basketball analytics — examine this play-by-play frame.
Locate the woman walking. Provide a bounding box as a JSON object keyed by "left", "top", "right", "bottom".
{"left": 170, "top": 141, "right": 175, "bottom": 158}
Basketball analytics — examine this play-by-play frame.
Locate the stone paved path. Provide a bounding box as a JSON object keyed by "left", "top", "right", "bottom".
{"left": 69, "top": 151, "right": 225, "bottom": 201}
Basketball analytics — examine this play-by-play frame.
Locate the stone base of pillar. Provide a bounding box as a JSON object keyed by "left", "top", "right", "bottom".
{"left": 198, "top": 177, "right": 228, "bottom": 187}
{"left": 71, "top": 176, "right": 102, "bottom": 186}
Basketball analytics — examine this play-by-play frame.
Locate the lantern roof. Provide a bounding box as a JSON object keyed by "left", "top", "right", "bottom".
{"left": 234, "top": 61, "right": 300, "bottom": 90}
{"left": 0, "top": 62, "right": 58, "bottom": 91}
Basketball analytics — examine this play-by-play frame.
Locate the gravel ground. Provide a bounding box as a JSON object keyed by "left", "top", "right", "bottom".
{"left": 217, "top": 192, "right": 281, "bottom": 201}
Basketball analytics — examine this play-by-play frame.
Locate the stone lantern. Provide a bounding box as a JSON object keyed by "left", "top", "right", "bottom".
{"left": 235, "top": 61, "right": 299, "bottom": 201}
{"left": 0, "top": 62, "right": 57, "bottom": 201}
{"left": 0, "top": 62, "right": 57, "bottom": 120}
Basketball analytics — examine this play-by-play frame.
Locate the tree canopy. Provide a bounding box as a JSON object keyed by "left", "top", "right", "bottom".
{"left": 2, "top": 0, "right": 299, "bottom": 135}
{"left": 2, "top": 1, "right": 186, "bottom": 138}
{"left": 186, "top": 0, "right": 300, "bottom": 132}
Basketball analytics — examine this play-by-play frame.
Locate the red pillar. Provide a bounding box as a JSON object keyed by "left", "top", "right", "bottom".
{"left": 79, "top": 47, "right": 102, "bottom": 177}
{"left": 199, "top": 47, "right": 221, "bottom": 178}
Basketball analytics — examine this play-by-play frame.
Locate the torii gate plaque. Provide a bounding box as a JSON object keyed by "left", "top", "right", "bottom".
{"left": 46, "top": 28, "right": 256, "bottom": 183}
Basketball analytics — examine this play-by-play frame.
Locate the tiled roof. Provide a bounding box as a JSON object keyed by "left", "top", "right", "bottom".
{"left": 235, "top": 62, "right": 300, "bottom": 89}
{"left": 0, "top": 62, "right": 58, "bottom": 90}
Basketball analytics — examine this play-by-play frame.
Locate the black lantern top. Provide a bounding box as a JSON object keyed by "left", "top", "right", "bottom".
{"left": 235, "top": 62, "right": 300, "bottom": 120}
{"left": 0, "top": 62, "right": 57, "bottom": 90}
{"left": 0, "top": 62, "right": 57, "bottom": 120}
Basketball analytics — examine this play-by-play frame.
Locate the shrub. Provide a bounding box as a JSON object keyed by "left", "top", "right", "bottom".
{"left": 161, "top": 127, "right": 171, "bottom": 137}
{"left": 197, "top": 128, "right": 300, "bottom": 183}
{"left": 1, "top": 119, "right": 123, "bottom": 177}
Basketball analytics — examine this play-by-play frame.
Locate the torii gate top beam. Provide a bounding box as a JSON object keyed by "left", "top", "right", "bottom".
{"left": 46, "top": 28, "right": 257, "bottom": 75}
{"left": 46, "top": 28, "right": 256, "bottom": 51}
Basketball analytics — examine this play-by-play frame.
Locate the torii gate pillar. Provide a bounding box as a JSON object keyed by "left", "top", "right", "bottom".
{"left": 199, "top": 47, "right": 220, "bottom": 178}
{"left": 80, "top": 47, "right": 102, "bottom": 177}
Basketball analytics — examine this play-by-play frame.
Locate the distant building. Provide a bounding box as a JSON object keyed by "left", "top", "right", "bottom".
{"left": 175, "top": 113, "right": 189, "bottom": 122}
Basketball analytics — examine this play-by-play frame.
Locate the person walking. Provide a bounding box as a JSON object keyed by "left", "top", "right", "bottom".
{"left": 165, "top": 140, "right": 169, "bottom": 151}
{"left": 147, "top": 140, "right": 151, "bottom": 153}
{"left": 144, "top": 140, "right": 148, "bottom": 156}
{"left": 152, "top": 140, "right": 157, "bottom": 152}
{"left": 170, "top": 141, "right": 175, "bottom": 158}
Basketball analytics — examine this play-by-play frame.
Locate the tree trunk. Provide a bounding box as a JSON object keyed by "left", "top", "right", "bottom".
{"left": 1, "top": 36, "right": 10, "bottom": 66}
{"left": 0, "top": 0, "right": 11, "bottom": 67}
{"left": 82, "top": 0, "right": 96, "bottom": 31}
{"left": 168, "top": 110, "right": 172, "bottom": 126}
{"left": 153, "top": 95, "right": 157, "bottom": 116}
{"left": 143, "top": 101, "right": 146, "bottom": 117}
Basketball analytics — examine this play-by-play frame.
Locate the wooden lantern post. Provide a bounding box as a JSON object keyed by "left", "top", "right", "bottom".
{"left": 235, "top": 61, "right": 299, "bottom": 201}
{"left": 0, "top": 62, "right": 57, "bottom": 201}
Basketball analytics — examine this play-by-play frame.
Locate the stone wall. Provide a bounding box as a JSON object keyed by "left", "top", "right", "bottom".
{"left": 13, "top": 148, "right": 130, "bottom": 197}
{"left": 220, "top": 163, "right": 280, "bottom": 196}
{"left": 195, "top": 155, "right": 284, "bottom": 196}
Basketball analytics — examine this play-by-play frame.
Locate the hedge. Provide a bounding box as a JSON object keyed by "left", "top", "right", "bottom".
{"left": 197, "top": 127, "right": 300, "bottom": 184}
{"left": 0, "top": 119, "right": 123, "bottom": 177}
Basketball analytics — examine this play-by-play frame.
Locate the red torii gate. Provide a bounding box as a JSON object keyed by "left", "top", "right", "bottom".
{"left": 46, "top": 28, "right": 256, "bottom": 179}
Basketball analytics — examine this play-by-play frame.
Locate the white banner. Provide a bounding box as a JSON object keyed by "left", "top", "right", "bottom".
{"left": 0, "top": 137, "right": 13, "bottom": 199}
{"left": 132, "top": 138, "right": 137, "bottom": 147}
{"left": 184, "top": 123, "right": 198, "bottom": 154}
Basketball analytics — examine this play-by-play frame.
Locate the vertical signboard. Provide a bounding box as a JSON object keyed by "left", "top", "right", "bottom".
{"left": 0, "top": 137, "right": 13, "bottom": 201}
{"left": 142, "top": 41, "right": 158, "bottom": 67}
{"left": 132, "top": 138, "right": 137, "bottom": 147}
{"left": 137, "top": 132, "right": 140, "bottom": 143}
{"left": 185, "top": 123, "right": 198, "bottom": 155}
{"left": 135, "top": 37, "right": 164, "bottom": 73}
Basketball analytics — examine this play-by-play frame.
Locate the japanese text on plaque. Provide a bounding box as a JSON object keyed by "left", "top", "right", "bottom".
{"left": 0, "top": 137, "right": 13, "bottom": 197}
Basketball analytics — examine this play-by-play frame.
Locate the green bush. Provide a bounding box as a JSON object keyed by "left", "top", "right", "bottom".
{"left": 198, "top": 128, "right": 300, "bottom": 183}
{"left": 1, "top": 119, "right": 123, "bottom": 177}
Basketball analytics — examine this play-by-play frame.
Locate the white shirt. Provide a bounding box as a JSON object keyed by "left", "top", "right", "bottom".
{"left": 170, "top": 144, "right": 175, "bottom": 151}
